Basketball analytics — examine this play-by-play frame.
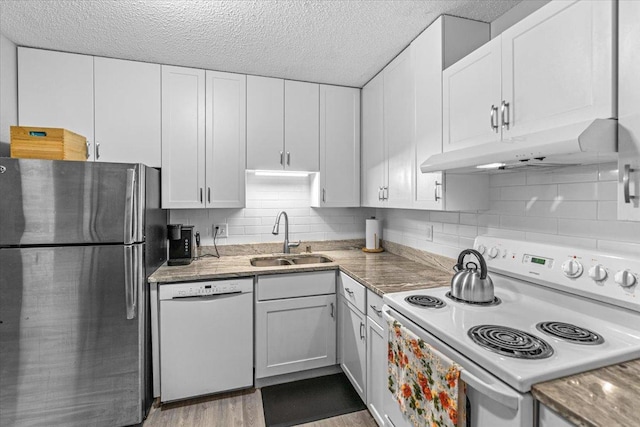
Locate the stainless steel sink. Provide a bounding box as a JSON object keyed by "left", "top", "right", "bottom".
{"left": 250, "top": 258, "right": 294, "bottom": 267}
{"left": 290, "top": 255, "right": 333, "bottom": 265}
{"left": 249, "top": 254, "right": 333, "bottom": 267}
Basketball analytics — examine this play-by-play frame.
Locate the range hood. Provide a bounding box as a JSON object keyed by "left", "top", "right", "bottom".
{"left": 421, "top": 119, "right": 618, "bottom": 173}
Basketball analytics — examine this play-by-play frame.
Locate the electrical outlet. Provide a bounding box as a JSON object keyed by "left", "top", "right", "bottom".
{"left": 425, "top": 225, "right": 433, "bottom": 242}
{"left": 214, "top": 223, "right": 228, "bottom": 238}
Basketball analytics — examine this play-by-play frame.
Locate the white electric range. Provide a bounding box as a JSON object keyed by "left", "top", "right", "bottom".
{"left": 382, "top": 236, "right": 640, "bottom": 427}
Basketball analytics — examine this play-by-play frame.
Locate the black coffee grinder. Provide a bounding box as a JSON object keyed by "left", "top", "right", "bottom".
{"left": 167, "top": 224, "right": 196, "bottom": 266}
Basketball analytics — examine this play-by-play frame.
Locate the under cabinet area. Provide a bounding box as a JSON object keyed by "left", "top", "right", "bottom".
{"left": 255, "top": 271, "right": 337, "bottom": 379}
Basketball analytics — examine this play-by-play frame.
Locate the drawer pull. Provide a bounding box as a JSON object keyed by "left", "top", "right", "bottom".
{"left": 330, "top": 302, "right": 334, "bottom": 318}
{"left": 370, "top": 304, "right": 382, "bottom": 317}
{"left": 344, "top": 287, "right": 354, "bottom": 295}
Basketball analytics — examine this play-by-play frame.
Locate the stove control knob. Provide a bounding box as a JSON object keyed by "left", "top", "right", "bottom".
{"left": 477, "top": 244, "right": 486, "bottom": 255}
{"left": 488, "top": 247, "right": 499, "bottom": 259}
{"left": 615, "top": 270, "right": 637, "bottom": 288}
{"left": 562, "top": 259, "right": 583, "bottom": 278}
{"left": 588, "top": 265, "right": 607, "bottom": 282}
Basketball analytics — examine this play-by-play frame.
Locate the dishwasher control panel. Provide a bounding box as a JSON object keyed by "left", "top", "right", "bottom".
{"left": 159, "top": 278, "right": 253, "bottom": 300}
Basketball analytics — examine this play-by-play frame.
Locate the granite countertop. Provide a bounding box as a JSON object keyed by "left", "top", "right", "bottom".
{"left": 532, "top": 359, "right": 640, "bottom": 427}
{"left": 149, "top": 245, "right": 454, "bottom": 296}
{"left": 148, "top": 240, "right": 640, "bottom": 426}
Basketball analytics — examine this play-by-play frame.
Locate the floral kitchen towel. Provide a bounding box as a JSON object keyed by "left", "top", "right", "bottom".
{"left": 388, "top": 318, "right": 467, "bottom": 427}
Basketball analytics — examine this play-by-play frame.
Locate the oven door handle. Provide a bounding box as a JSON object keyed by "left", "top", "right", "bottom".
{"left": 459, "top": 370, "right": 519, "bottom": 411}
{"left": 383, "top": 308, "right": 520, "bottom": 411}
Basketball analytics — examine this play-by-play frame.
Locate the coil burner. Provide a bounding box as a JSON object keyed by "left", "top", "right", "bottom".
{"left": 536, "top": 321, "right": 604, "bottom": 345}
{"left": 468, "top": 325, "right": 554, "bottom": 359}
{"left": 404, "top": 295, "right": 446, "bottom": 309}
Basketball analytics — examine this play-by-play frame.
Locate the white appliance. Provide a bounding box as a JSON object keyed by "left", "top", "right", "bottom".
{"left": 159, "top": 278, "right": 254, "bottom": 402}
{"left": 383, "top": 236, "right": 640, "bottom": 427}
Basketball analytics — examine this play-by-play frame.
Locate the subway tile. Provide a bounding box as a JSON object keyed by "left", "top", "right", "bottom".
{"left": 489, "top": 172, "right": 527, "bottom": 187}
{"left": 550, "top": 164, "right": 599, "bottom": 183}
{"left": 443, "top": 223, "right": 477, "bottom": 238}
{"left": 433, "top": 231, "right": 459, "bottom": 247}
{"left": 430, "top": 211, "right": 460, "bottom": 224}
{"left": 500, "top": 184, "right": 557, "bottom": 201}
{"left": 526, "top": 171, "right": 554, "bottom": 185}
{"left": 597, "top": 201, "right": 617, "bottom": 221}
{"left": 477, "top": 227, "right": 527, "bottom": 239}
{"left": 460, "top": 213, "right": 478, "bottom": 226}
{"left": 500, "top": 215, "right": 558, "bottom": 234}
{"left": 525, "top": 232, "right": 596, "bottom": 249}
{"left": 598, "top": 162, "right": 618, "bottom": 181}
{"left": 556, "top": 219, "right": 640, "bottom": 243}
{"left": 227, "top": 217, "right": 262, "bottom": 226}
{"left": 525, "top": 200, "right": 597, "bottom": 219}
{"left": 597, "top": 240, "right": 640, "bottom": 256}
{"left": 489, "top": 187, "right": 502, "bottom": 201}
{"left": 557, "top": 182, "right": 616, "bottom": 201}
{"left": 486, "top": 200, "right": 526, "bottom": 214}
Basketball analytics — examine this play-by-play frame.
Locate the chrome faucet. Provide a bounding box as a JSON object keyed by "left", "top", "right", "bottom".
{"left": 272, "top": 211, "right": 301, "bottom": 254}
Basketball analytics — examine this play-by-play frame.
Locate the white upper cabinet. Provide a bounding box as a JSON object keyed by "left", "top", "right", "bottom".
{"left": 161, "top": 65, "right": 206, "bottom": 209}
{"left": 161, "top": 66, "right": 246, "bottom": 209}
{"left": 361, "top": 73, "right": 385, "bottom": 208}
{"left": 285, "top": 80, "right": 320, "bottom": 171}
{"left": 246, "top": 76, "right": 284, "bottom": 170}
{"left": 246, "top": 76, "right": 320, "bottom": 171}
{"left": 618, "top": 0, "right": 640, "bottom": 221}
{"left": 205, "top": 71, "right": 246, "bottom": 208}
{"left": 443, "top": 0, "right": 615, "bottom": 151}
{"left": 384, "top": 48, "right": 415, "bottom": 208}
{"left": 312, "top": 85, "right": 360, "bottom": 207}
{"left": 18, "top": 47, "right": 94, "bottom": 160}
{"left": 501, "top": 0, "right": 615, "bottom": 139}
{"left": 442, "top": 38, "right": 502, "bottom": 152}
{"left": 415, "top": 16, "right": 491, "bottom": 211}
{"left": 94, "top": 57, "right": 161, "bottom": 167}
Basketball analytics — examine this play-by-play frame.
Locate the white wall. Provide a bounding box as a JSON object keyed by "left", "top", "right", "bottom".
{"left": 170, "top": 173, "right": 375, "bottom": 246}
{"left": 377, "top": 163, "right": 640, "bottom": 259}
{"left": 0, "top": 33, "right": 18, "bottom": 156}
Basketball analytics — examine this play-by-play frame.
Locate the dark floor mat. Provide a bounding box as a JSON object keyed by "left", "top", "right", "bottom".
{"left": 261, "top": 373, "right": 367, "bottom": 427}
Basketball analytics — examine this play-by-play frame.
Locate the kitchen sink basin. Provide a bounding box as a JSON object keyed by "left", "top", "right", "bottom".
{"left": 249, "top": 255, "right": 333, "bottom": 267}
{"left": 290, "top": 255, "right": 333, "bottom": 265}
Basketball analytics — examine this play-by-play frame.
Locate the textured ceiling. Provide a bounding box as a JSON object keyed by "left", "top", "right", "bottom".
{"left": 0, "top": 0, "right": 521, "bottom": 87}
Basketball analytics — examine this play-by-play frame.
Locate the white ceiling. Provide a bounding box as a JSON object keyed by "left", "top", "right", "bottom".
{"left": 0, "top": 0, "right": 521, "bottom": 87}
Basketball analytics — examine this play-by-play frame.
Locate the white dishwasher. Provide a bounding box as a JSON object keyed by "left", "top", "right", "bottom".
{"left": 159, "top": 278, "right": 253, "bottom": 402}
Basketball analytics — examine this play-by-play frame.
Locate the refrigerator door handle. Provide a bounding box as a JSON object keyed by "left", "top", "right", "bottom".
{"left": 124, "top": 245, "right": 137, "bottom": 320}
{"left": 124, "top": 169, "right": 136, "bottom": 245}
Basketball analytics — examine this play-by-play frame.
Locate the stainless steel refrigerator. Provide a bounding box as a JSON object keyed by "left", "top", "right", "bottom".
{"left": 0, "top": 158, "right": 167, "bottom": 426}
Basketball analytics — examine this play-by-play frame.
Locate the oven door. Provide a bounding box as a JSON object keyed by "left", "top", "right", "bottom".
{"left": 382, "top": 306, "right": 533, "bottom": 427}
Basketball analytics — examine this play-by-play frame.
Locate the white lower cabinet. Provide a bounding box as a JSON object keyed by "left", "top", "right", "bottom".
{"left": 366, "top": 290, "right": 386, "bottom": 426}
{"left": 538, "top": 402, "right": 576, "bottom": 427}
{"left": 339, "top": 294, "right": 367, "bottom": 400}
{"left": 255, "top": 271, "right": 337, "bottom": 379}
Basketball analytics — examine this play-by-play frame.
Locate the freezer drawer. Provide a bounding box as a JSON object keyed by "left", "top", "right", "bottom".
{"left": 0, "top": 245, "right": 146, "bottom": 427}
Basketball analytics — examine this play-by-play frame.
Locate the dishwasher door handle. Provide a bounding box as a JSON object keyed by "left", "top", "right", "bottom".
{"left": 170, "top": 292, "right": 242, "bottom": 302}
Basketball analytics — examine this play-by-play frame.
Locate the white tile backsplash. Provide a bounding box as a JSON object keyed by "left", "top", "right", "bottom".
{"left": 171, "top": 163, "right": 638, "bottom": 258}
{"left": 170, "top": 173, "right": 374, "bottom": 246}
{"left": 377, "top": 162, "right": 640, "bottom": 256}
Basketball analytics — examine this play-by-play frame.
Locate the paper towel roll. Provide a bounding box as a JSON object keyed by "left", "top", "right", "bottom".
{"left": 366, "top": 219, "right": 382, "bottom": 250}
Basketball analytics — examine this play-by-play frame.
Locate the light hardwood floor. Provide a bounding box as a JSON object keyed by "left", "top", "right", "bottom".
{"left": 144, "top": 388, "right": 377, "bottom": 427}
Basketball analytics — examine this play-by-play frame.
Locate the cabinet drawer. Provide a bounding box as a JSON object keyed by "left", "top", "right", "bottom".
{"left": 366, "top": 290, "right": 384, "bottom": 325}
{"left": 339, "top": 272, "right": 366, "bottom": 313}
{"left": 257, "top": 270, "right": 336, "bottom": 301}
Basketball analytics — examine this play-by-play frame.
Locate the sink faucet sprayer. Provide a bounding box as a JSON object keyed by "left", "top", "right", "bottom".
{"left": 272, "top": 211, "right": 301, "bottom": 254}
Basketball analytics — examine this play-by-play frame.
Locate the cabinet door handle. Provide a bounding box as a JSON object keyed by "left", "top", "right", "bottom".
{"left": 286, "top": 151, "right": 291, "bottom": 166}
{"left": 344, "top": 287, "right": 354, "bottom": 295}
{"left": 199, "top": 188, "right": 203, "bottom": 204}
{"left": 95, "top": 142, "right": 101, "bottom": 159}
{"left": 360, "top": 322, "right": 365, "bottom": 340}
{"left": 378, "top": 187, "right": 383, "bottom": 201}
{"left": 490, "top": 105, "right": 499, "bottom": 133}
{"left": 624, "top": 164, "right": 637, "bottom": 203}
{"left": 85, "top": 142, "right": 91, "bottom": 159}
{"left": 207, "top": 187, "right": 211, "bottom": 204}
{"left": 501, "top": 100, "right": 510, "bottom": 130}
{"left": 330, "top": 302, "right": 334, "bottom": 318}
{"left": 384, "top": 186, "right": 389, "bottom": 200}
{"left": 434, "top": 181, "right": 442, "bottom": 202}
{"left": 322, "top": 188, "right": 326, "bottom": 203}
{"left": 370, "top": 304, "right": 382, "bottom": 317}
{"left": 279, "top": 151, "right": 284, "bottom": 166}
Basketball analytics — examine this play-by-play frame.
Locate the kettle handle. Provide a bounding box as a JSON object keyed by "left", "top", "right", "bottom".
{"left": 455, "top": 249, "right": 489, "bottom": 280}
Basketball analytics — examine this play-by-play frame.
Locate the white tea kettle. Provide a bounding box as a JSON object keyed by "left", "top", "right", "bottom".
{"left": 450, "top": 248, "right": 494, "bottom": 303}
